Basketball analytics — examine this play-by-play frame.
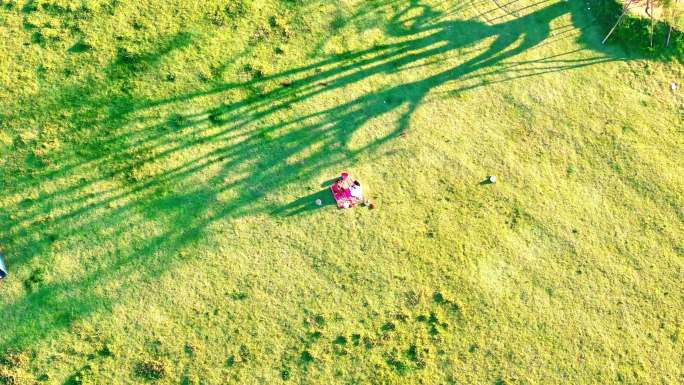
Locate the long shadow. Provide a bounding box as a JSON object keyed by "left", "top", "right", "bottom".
{"left": 273, "top": 188, "right": 338, "bottom": 217}
{"left": 0, "top": 0, "right": 667, "bottom": 354}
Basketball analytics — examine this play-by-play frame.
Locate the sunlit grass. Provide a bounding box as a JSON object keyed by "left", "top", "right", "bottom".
{"left": 0, "top": 0, "right": 683, "bottom": 384}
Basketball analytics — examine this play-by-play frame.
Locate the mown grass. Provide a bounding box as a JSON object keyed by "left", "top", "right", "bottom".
{"left": 0, "top": 0, "right": 683, "bottom": 384}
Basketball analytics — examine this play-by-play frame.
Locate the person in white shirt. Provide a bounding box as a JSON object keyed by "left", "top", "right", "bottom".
{"left": 349, "top": 180, "right": 363, "bottom": 202}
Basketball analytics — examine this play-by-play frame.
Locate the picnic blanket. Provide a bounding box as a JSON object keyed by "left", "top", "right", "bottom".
{"left": 330, "top": 171, "right": 358, "bottom": 209}
{"left": 331, "top": 184, "right": 354, "bottom": 209}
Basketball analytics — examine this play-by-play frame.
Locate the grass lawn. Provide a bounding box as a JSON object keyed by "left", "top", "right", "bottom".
{"left": 1, "top": 0, "right": 683, "bottom": 384}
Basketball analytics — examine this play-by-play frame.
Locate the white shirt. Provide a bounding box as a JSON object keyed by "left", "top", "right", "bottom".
{"left": 349, "top": 184, "right": 363, "bottom": 200}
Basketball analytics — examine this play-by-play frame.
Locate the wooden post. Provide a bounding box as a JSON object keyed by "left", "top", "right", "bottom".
{"left": 666, "top": 0, "right": 679, "bottom": 46}
{"left": 603, "top": 0, "right": 636, "bottom": 44}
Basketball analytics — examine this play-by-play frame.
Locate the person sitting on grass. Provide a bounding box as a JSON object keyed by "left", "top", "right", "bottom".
{"left": 331, "top": 177, "right": 348, "bottom": 195}
{"left": 349, "top": 180, "right": 363, "bottom": 203}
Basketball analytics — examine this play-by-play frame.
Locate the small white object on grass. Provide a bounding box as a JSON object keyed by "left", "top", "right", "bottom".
{"left": 671, "top": 82, "right": 678, "bottom": 91}
{"left": 488, "top": 175, "right": 497, "bottom": 184}
{"left": 315, "top": 199, "right": 322, "bottom": 206}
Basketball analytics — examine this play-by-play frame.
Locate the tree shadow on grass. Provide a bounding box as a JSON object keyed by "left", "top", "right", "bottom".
{"left": 0, "top": 0, "right": 667, "bottom": 354}
{"left": 273, "top": 187, "right": 338, "bottom": 217}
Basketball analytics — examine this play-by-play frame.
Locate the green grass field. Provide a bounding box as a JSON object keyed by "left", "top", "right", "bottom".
{"left": 1, "top": 0, "right": 683, "bottom": 384}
